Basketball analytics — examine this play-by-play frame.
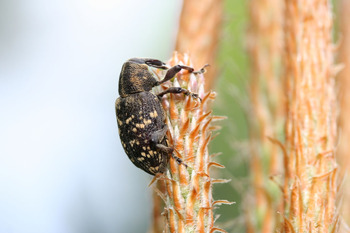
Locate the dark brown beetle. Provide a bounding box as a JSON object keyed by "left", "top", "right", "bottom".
{"left": 115, "top": 58, "right": 200, "bottom": 175}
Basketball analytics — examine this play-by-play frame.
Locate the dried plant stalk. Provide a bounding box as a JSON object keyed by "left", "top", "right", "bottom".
{"left": 152, "top": 53, "right": 230, "bottom": 233}
{"left": 246, "top": 0, "right": 284, "bottom": 232}
{"left": 175, "top": 0, "right": 223, "bottom": 91}
{"left": 282, "top": 0, "right": 338, "bottom": 232}
{"left": 337, "top": 0, "right": 350, "bottom": 230}
{"left": 149, "top": 182, "right": 166, "bottom": 233}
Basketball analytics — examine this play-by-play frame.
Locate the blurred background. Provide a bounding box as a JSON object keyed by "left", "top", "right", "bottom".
{"left": 0, "top": 0, "right": 251, "bottom": 232}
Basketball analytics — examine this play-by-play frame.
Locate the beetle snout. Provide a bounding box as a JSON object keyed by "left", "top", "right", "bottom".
{"left": 145, "top": 59, "right": 169, "bottom": 69}
{"left": 127, "top": 58, "right": 169, "bottom": 69}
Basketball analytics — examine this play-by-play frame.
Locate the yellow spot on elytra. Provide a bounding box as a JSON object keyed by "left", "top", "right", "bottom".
{"left": 129, "top": 140, "right": 135, "bottom": 147}
{"left": 117, "top": 119, "right": 123, "bottom": 125}
{"left": 132, "top": 128, "right": 137, "bottom": 132}
{"left": 147, "top": 146, "right": 150, "bottom": 150}
{"left": 153, "top": 110, "right": 158, "bottom": 117}
{"left": 136, "top": 140, "right": 139, "bottom": 145}
{"left": 147, "top": 154, "right": 151, "bottom": 158}
{"left": 137, "top": 157, "right": 144, "bottom": 162}
{"left": 150, "top": 110, "right": 158, "bottom": 118}
{"left": 136, "top": 123, "right": 145, "bottom": 129}
{"left": 131, "top": 115, "right": 135, "bottom": 118}
{"left": 149, "top": 151, "right": 154, "bottom": 156}
{"left": 126, "top": 117, "right": 132, "bottom": 124}
{"left": 143, "top": 119, "right": 152, "bottom": 125}
{"left": 141, "top": 152, "right": 146, "bottom": 157}
{"left": 154, "top": 151, "right": 157, "bottom": 155}
{"left": 142, "top": 146, "right": 146, "bottom": 150}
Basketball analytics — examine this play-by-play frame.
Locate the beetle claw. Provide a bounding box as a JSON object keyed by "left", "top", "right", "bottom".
{"left": 193, "top": 64, "right": 209, "bottom": 75}
{"left": 172, "top": 148, "right": 188, "bottom": 168}
{"left": 189, "top": 93, "right": 202, "bottom": 102}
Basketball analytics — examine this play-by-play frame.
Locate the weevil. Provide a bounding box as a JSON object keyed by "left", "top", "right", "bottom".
{"left": 115, "top": 58, "right": 201, "bottom": 175}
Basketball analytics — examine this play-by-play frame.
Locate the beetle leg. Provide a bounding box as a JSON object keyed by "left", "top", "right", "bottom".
{"left": 155, "top": 63, "right": 209, "bottom": 87}
{"left": 157, "top": 87, "right": 201, "bottom": 101}
{"left": 193, "top": 64, "right": 209, "bottom": 74}
{"left": 151, "top": 125, "right": 187, "bottom": 167}
{"left": 150, "top": 125, "right": 168, "bottom": 145}
{"left": 155, "top": 144, "right": 173, "bottom": 153}
{"left": 156, "top": 144, "right": 186, "bottom": 166}
{"left": 155, "top": 64, "right": 195, "bottom": 86}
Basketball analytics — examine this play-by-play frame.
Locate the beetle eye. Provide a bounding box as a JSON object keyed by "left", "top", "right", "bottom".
{"left": 145, "top": 59, "right": 168, "bottom": 69}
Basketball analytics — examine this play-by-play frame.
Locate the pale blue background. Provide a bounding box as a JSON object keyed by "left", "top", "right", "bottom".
{"left": 0, "top": 1, "right": 181, "bottom": 232}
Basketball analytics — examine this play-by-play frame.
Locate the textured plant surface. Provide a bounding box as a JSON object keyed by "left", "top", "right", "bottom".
{"left": 337, "top": 0, "right": 350, "bottom": 231}
{"left": 175, "top": 0, "right": 223, "bottom": 91}
{"left": 149, "top": 1, "right": 343, "bottom": 232}
{"left": 151, "top": 53, "right": 230, "bottom": 233}
{"left": 246, "top": 0, "right": 284, "bottom": 232}
{"left": 282, "top": 0, "right": 339, "bottom": 232}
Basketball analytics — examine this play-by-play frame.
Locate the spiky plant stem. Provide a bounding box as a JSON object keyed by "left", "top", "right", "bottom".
{"left": 282, "top": 0, "right": 339, "bottom": 232}
{"left": 175, "top": 0, "right": 223, "bottom": 91}
{"left": 337, "top": 0, "right": 350, "bottom": 231}
{"left": 152, "top": 53, "right": 230, "bottom": 233}
{"left": 246, "top": 0, "right": 284, "bottom": 231}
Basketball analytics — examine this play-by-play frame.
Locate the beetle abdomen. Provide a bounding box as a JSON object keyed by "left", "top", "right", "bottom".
{"left": 115, "top": 92, "right": 168, "bottom": 175}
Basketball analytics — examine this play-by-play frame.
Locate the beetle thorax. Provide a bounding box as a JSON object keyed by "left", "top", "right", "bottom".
{"left": 119, "top": 62, "right": 158, "bottom": 97}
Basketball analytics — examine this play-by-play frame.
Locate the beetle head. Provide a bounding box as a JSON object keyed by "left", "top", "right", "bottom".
{"left": 119, "top": 58, "right": 168, "bottom": 97}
